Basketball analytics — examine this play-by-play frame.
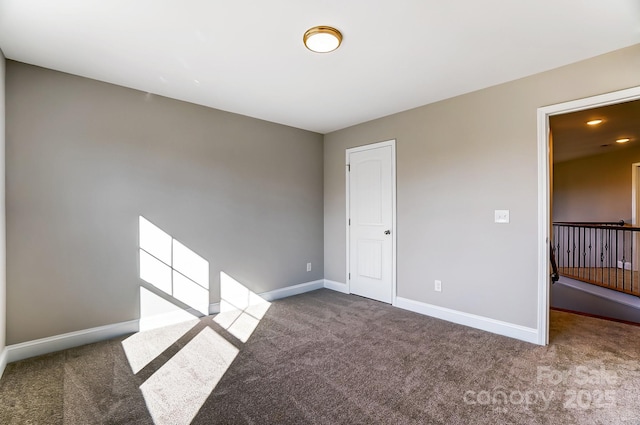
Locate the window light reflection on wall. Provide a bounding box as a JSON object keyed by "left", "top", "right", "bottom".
{"left": 138, "top": 216, "right": 210, "bottom": 315}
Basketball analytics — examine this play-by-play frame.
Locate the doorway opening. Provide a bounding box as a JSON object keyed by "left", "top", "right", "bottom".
{"left": 538, "top": 86, "right": 640, "bottom": 345}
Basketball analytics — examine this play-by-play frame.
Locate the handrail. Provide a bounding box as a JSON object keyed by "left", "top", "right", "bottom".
{"left": 552, "top": 221, "right": 639, "bottom": 297}
{"left": 552, "top": 220, "right": 640, "bottom": 231}
{"left": 553, "top": 220, "right": 625, "bottom": 226}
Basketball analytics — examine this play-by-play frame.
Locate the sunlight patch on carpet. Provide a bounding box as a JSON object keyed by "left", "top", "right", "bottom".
{"left": 214, "top": 272, "right": 271, "bottom": 342}
{"left": 122, "top": 315, "right": 199, "bottom": 374}
{"left": 140, "top": 327, "right": 239, "bottom": 425}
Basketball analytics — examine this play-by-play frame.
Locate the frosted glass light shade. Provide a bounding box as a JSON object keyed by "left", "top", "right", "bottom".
{"left": 303, "top": 26, "right": 342, "bottom": 53}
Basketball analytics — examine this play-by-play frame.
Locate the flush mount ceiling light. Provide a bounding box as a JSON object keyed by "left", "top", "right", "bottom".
{"left": 616, "top": 138, "right": 631, "bottom": 144}
{"left": 586, "top": 119, "right": 603, "bottom": 126}
{"left": 303, "top": 26, "right": 342, "bottom": 53}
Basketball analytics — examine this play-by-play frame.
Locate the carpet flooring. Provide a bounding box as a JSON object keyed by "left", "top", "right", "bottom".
{"left": 1, "top": 289, "right": 640, "bottom": 424}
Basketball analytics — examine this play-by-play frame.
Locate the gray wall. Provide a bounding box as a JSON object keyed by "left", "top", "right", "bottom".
{"left": 324, "top": 44, "right": 640, "bottom": 329}
{"left": 0, "top": 51, "right": 5, "bottom": 357}
{"left": 553, "top": 144, "right": 640, "bottom": 223}
{"left": 6, "top": 62, "right": 324, "bottom": 344}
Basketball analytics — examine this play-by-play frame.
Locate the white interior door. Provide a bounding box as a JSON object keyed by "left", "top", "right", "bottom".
{"left": 348, "top": 142, "right": 395, "bottom": 303}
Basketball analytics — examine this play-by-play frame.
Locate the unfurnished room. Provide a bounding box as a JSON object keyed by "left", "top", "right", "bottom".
{"left": 0, "top": 1, "right": 640, "bottom": 424}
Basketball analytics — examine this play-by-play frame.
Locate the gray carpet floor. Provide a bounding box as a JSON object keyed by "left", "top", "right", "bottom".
{"left": 1, "top": 288, "right": 640, "bottom": 424}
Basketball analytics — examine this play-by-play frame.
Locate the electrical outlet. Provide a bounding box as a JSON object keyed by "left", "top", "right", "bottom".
{"left": 307, "top": 262, "right": 312, "bottom": 272}
{"left": 435, "top": 280, "right": 442, "bottom": 292}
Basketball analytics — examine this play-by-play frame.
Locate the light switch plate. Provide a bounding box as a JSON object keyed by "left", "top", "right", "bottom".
{"left": 495, "top": 210, "right": 510, "bottom": 224}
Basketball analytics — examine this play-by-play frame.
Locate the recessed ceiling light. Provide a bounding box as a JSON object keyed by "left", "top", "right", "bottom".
{"left": 303, "top": 26, "right": 342, "bottom": 53}
{"left": 616, "top": 138, "right": 630, "bottom": 144}
{"left": 587, "top": 119, "right": 603, "bottom": 126}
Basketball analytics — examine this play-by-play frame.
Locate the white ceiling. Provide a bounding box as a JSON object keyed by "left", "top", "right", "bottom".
{"left": 0, "top": 1, "right": 639, "bottom": 134}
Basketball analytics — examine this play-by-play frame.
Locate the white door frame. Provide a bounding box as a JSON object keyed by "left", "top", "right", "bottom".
{"left": 632, "top": 162, "right": 640, "bottom": 226}
{"left": 346, "top": 139, "right": 397, "bottom": 304}
{"left": 537, "top": 86, "right": 640, "bottom": 345}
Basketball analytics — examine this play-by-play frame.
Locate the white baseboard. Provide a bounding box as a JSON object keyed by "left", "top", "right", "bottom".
{"left": 394, "top": 296, "right": 540, "bottom": 345}
{"left": 4, "top": 279, "right": 326, "bottom": 365}
{"left": 324, "top": 279, "right": 349, "bottom": 294}
{"left": 322, "top": 283, "right": 538, "bottom": 344}
{"left": 0, "top": 347, "right": 8, "bottom": 378}
{"left": 138, "top": 310, "right": 199, "bottom": 332}
{"left": 4, "top": 281, "right": 540, "bottom": 367}
{"left": 6, "top": 319, "right": 140, "bottom": 364}
{"left": 259, "top": 279, "right": 325, "bottom": 302}
{"left": 210, "top": 279, "right": 325, "bottom": 310}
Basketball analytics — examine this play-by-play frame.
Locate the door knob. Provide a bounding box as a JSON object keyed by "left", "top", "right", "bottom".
{"left": 384, "top": 230, "right": 391, "bottom": 235}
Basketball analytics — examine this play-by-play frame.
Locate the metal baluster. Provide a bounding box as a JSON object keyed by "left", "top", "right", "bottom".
{"left": 556, "top": 225, "right": 561, "bottom": 271}
{"left": 569, "top": 225, "right": 571, "bottom": 274}
{"left": 588, "top": 228, "right": 592, "bottom": 281}
{"left": 571, "top": 227, "right": 580, "bottom": 276}
{"left": 580, "top": 225, "right": 583, "bottom": 279}
{"left": 632, "top": 229, "right": 635, "bottom": 295}
{"left": 601, "top": 227, "right": 605, "bottom": 285}
{"left": 606, "top": 228, "right": 611, "bottom": 289}
{"left": 616, "top": 227, "right": 619, "bottom": 290}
